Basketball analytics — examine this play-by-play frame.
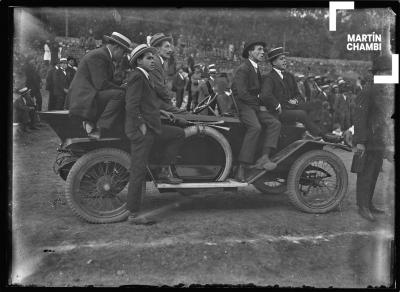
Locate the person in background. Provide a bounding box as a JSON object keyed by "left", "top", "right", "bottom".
{"left": 66, "top": 56, "right": 77, "bottom": 87}
{"left": 353, "top": 54, "right": 394, "bottom": 222}
{"left": 171, "top": 65, "right": 188, "bottom": 109}
{"left": 43, "top": 40, "right": 51, "bottom": 66}
{"left": 52, "top": 58, "right": 68, "bottom": 110}
{"left": 23, "top": 55, "right": 43, "bottom": 112}
{"left": 46, "top": 59, "right": 58, "bottom": 110}
{"left": 189, "top": 64, "right": 203, "bottom": 111}
{"left": 13, "top": 87, "right": 39, "bottom": 132}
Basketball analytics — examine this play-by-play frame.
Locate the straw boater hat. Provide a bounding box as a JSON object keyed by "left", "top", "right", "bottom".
{"left": 242, "top": 40, "right": 266, "bottom": 58}
{"left": 149, "top": 33, "right": 173, "bottom": 47}
{"left": 208, "top": 63, "right": 217, "bottom": 73}
{"left": 59, "top": 58, "right": 67, "bottom": 63}
{"left": 128, "top": 44, "right": 157, "bottom": 67}
{"left": 17, "top": 87, "right": 31, "bottom": 96}
{"left": 103, "top": 32, "right": 132, "bottom": 52}
{"left": 267, "top": 47, "right": 289, "bottom": 61}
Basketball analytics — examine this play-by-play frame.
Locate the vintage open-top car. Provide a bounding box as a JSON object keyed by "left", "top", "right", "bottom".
{"left": 40, "top": 95, "right": 351, "bottom": 224}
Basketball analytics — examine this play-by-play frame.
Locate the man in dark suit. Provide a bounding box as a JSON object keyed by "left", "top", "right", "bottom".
{"left": 52, "top": 58, "right": 69, "bottom": 110}
{"left": 353, "top": 54, "right": 394, "bottom": 222}
{"left": 171, "top": 65, "right": 187, "bottom": 109}
{"left": 231, "top": 41, "right": 281, "bottom": 181}
{"left": 148, "top": 33, "right": 185, "bottom": 113}
{"left": 261, "top": 47, "right": 328, "bottom": 140}
{"left": 65, "top": 56, "right": 77, "bottom": 87}
{"left": 46, "top": 60, "right": 58, "bottom": 110}
{"left": 24, "top": 55, "right": 43, "bottom": 111}
{"left": 125, "top": 44, "right": 185, "bottom": 224}
{"left": 68, "top": 32, "right": 132, "bottom": 138}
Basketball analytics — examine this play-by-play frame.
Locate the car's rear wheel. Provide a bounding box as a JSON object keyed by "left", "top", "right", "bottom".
{"left": 65, "top": 148, "right": 133, "bottom": 223}
{"left": 177, "top": 125, "right": 232, "bottom": 196}
{"left": 286, "top": 150, "right": 348, "bottom": 213}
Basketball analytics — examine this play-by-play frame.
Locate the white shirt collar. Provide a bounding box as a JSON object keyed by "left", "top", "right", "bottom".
{"left": 210, "top": 76, "right": 214, "bottom": 81}
{"left": 159, "top": 55, "right": 164, "bottom": 65}
{"left": 137, "top": 67, "right": 149, "bottom": 80}
{"left": 106, "top": 46, "right": 113, "bottom": 60}
{"left": 273, "top": 67, "right": 283, "bottom": 79}
{"left": 248, "top": 58, "right": 258, "bottom": 71}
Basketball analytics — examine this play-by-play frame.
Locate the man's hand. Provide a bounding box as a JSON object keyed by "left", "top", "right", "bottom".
{"left": 288, "top": 98, "right": 298, "bottom": 105}
{"left": 353, "top": 144, "right": 366, "bottom": 156}
{"left": 139, "top": 123, "right": 147, "bottom": 136}
{"left": 63, "top": 88, "right": 68, "bottom": 94}
{"left": 160, "top": 109, "right": 175, "bottom": 121}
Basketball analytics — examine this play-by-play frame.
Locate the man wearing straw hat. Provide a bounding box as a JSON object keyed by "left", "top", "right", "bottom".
{"left": 148, "top": 33, "right": 185, "bottom": 113}
{"left": 124, "top": 44, "right": 186, "bottom": 224}
{"left": 232, "top": 40, "right": 281, "bottom": 182}
{"left": 68, "top": 32, "right": 132, "bottom": 138}
{"left": 261, "top": 47, "right": 334, "bottom": 142}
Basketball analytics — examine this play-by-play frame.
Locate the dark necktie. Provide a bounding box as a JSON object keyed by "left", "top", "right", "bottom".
{"left": 256, "top": 68, "right": 262, "bottom": 84}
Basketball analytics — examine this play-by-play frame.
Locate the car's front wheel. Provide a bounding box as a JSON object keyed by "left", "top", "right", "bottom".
{"left": 286, "top": 150, "right": 348, "bottom": 213}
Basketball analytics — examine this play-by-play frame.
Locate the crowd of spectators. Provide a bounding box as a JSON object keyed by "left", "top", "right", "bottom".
{"left": 13, "top": 31, "right": 369, "bottom": 143}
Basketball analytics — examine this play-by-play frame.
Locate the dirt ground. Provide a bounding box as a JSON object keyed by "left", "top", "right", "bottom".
{"left": 10, "top": 115, "right": 395, "bottom": 287}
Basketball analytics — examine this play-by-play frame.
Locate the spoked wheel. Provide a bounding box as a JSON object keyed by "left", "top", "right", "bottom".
{"left": 253, "top": 173, "right": 287, "bottom": 194}
{"left": 65, "top": 148, "right": 132, "bottom": 223}
{"left": 192, "top": 93, "right": 217, "bottom": 114}
{"left": 286, "top": 150, "right": 348, "bottom": 213}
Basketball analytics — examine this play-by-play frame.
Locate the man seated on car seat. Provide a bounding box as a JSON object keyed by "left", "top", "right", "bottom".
{"left": 261, "top": 47, "right": 340, "bottom": 142}
{"left": 231, "top": 40, "right": 282, "bottom": 182}
{"left": 68, "top": 32, "right": 132, "bottom": 138}
{"left": 124, "top": 44, "right": 186, "bottom": 224}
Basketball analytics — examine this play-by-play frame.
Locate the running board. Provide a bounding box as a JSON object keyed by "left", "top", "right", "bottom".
{"left": 156, "top": 179, "right": 249, "bottom": 189}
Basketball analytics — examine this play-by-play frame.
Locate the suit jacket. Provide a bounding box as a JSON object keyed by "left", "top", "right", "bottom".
{"left": 231, "top": 59, "right": 262, "bottom": 109}
{"left": 125, "top": 68, "right": 162, "bottom": 140}
{"left": 172, "top": 72, "right": 186, "bottom": 91}
{"left": 353, "top": 82, "right": 394, "bottom": 149}
{"left": 52, "top": 68, "right": 68, "bottom": 97}
{"left": 68, "top": 46, "right": 121, "bottom": 121}
{"left": 261, "top": 69, "right": 302, "bottom": 111}
{"left": 66, "top": 65, "right": 76, "bottom": 88}
{"left": 149, "top": 54, "right": 171, "bottom": 102}
{"left": 190, "top": 71, "right": 202, "bottom": 94}
{"left": 46, "top": 66, "right": 57, "bottom": 93}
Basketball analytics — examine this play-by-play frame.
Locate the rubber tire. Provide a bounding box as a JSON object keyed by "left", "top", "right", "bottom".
{"left": 178, "top": 125, "right": 233, "bottom": 196}
{"left": 65, "top": 148, "right": 131, "bottom": 224}
{"left": 286, "top": 150, "right": 348, "bottom": 213}
{"left": 253, "top": 178, "right": 287, "bottom": 194}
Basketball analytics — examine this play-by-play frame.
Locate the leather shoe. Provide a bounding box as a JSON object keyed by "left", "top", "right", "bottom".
{"left": 127, "top": 214, "right": 158, "bottom": 225}
{"left": 358, "top": 207, "right": 376, "bottom": 222}
{"left": 370, "top": 205, "right": 386, "bottom": 214}
{"left": 262, "top": 161, "right": 277, "bottom": 171}
{"left": 253, "top": 154, "right": 270, "bottom": 169}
